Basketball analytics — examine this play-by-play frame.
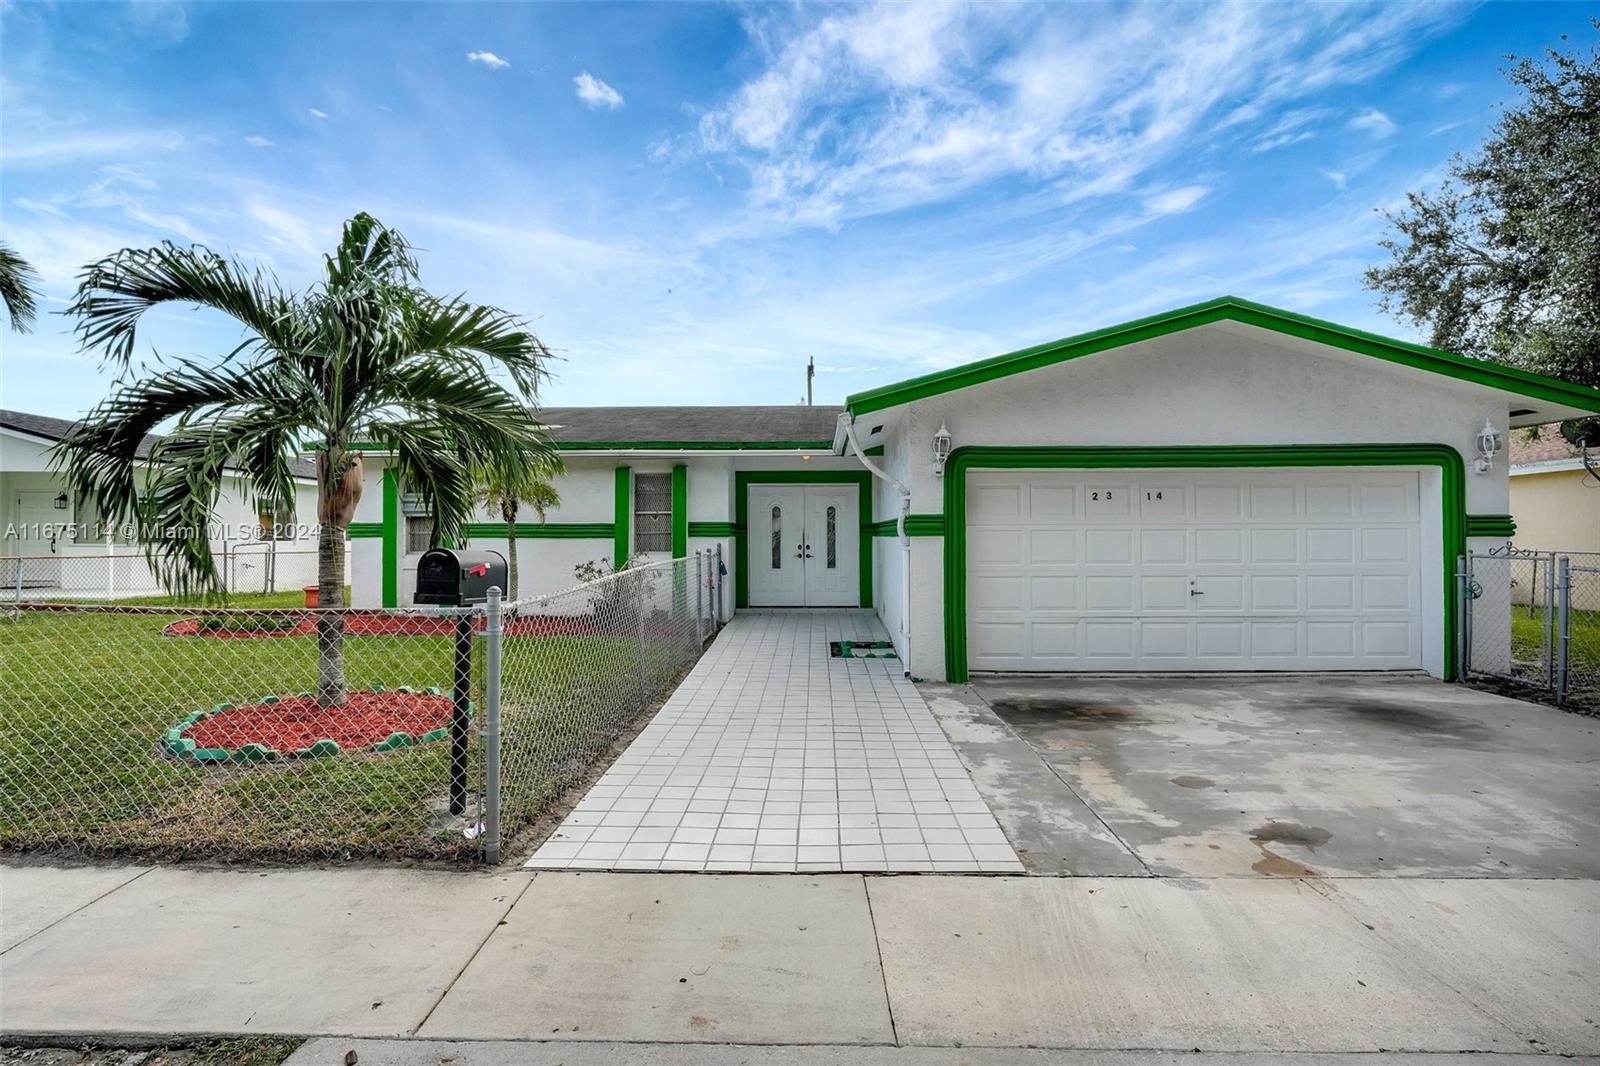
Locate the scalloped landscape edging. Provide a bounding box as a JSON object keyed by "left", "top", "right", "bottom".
{"left": 161, "top": 686, "right": 472, "bottom": 764}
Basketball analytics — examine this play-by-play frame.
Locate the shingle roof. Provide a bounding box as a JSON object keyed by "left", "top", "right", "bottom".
{"left": 1510, "top": 423, "right": 1582, "bottom": 467}
{"left": 1, "top": 409, "right": 320, "bottom": 480}
{"left": 537, "top": 405, "right": 842, "bottom": 447}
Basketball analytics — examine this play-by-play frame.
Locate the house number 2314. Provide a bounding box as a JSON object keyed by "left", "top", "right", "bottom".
{"left": 1146, "top": 491, "right": 1163, "bottom": 500}
{"left": 1091, "top": 491, "right": 1113, "bottom": 501}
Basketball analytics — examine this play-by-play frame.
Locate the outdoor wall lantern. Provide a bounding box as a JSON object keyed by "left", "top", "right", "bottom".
{"left": 932, "top": 422, "right": 953, "bottom": 478}
{"left": 53, "top": 492, "right": 69, "bottom": 510}
{"left": 1473, "top": 419, "right": 1503, "bottom": 474}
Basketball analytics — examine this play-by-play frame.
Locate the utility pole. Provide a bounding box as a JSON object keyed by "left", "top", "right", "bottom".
{"left": 806, "top": 356, "right": 814, "bottom": 406}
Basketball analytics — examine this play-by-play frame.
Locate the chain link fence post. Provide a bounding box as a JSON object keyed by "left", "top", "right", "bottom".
{"left": 1456, "top": 553, "right": 1470, "bottom": 680}
{"left": 1556, "top": 555, "right": 1571, "bottom": 707}
{"left": 482, "top": 586, "right": 502, "bottom": 864}
{"left": 715, "top": 542, "right": 724, "bottom": 628}
{"left": 695, "top": 550, "right": 705, "bottom": 646}
{"left": 635, "top": 568, "right": 648, "bottom": 712}
{"left": 1542, "top": 552, "right": 1556, "bottom": 687}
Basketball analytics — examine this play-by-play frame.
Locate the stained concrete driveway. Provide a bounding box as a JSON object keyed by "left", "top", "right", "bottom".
{"left": 923, "top": 674, "right": 1600, "bottom": 878}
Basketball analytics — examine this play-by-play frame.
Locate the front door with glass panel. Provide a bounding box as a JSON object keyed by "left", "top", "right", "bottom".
{"left": 747, "top": 484, "right": 859, "bottom": 607}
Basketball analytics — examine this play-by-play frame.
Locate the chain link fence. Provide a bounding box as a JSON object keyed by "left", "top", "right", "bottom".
{"left": 1461, "top": 550, "right": 1600, "bottom": 710}
{"left": 2, "top": 547, "right": 336, "bottom": 602}
{"left": 0, "top": 550, "right": 721, "bottom": 863}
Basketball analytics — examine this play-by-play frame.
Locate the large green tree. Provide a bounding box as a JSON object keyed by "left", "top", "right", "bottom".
{"left": 57, "top": 213, "right": 557, "bottom": 706}
{"left": 1365, "top": 25, "right": 1599, "bottom": 391}
{"left": 0, "top": 241, "right": 41, "bottom": 331}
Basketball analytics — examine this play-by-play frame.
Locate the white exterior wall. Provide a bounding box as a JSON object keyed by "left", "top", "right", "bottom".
{"left": 871, "top": 322, "right": 1514, "bottom": 680}
{"left": 2, "top": 427, "right": 322, "bottom": 598}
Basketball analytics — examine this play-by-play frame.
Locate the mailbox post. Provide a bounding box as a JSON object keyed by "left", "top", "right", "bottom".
{"left": 413, "top": 548, "right": 507, "bottom": 816}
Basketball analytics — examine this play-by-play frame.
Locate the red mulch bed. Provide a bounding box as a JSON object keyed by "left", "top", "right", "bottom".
{"left": 162, "top": 613, "right": 603, "bottom": 639}
{"left": 185, "top": 690, "right": 455, "bottom": 753}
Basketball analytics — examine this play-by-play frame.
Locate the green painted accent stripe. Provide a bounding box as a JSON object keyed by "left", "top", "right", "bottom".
{"left": 734, "top": 471, "right": 873, "bottom": 610}
{"left": 688, "top": 521, "right": 742, "bottom": 538}
{"left": 346, "top": 522, "right": 384, "bottom": 539}
{"left": 1466, "top": 513, "right": 1517, "bottom": 538}
{"left": 463, "top": 522, "right": 614, "bottom": 539}
{"left": 861, "top": 444, "right": 885, "bottom": 457}
{"left": 867, "top": 514, "right": 945, "bottom": 537}
{"left": 613, "top": 466, "right": 630, "bottom": 564}
{"left": 381, "top": 469, "right": 399, "bottom": 609}
{"left": 940, "top": 445, "right": 1467, "bottom": 684}
{"left": 672, "top": 465, "right": 688, "bottom": 558}
{"left": 846, "top": 296, "right": 1600, "bottom": 417}
{"left": 556, "top": 440, "right": 832, "bottom": 452}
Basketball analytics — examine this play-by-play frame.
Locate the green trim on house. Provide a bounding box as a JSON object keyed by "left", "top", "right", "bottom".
{"left": 463, "top": 522, "right": 614, "bottom": 540}
{"left": 345, "top": 522, "right": 384, "bottom": 539}
{"left": 939, "top": 444, "right": 1467, "bottom": 684}
{"left": 861, "top": 444, "right": 885, "bottom": 457}
{"left": 687, "top": 521, "right": 742, "bottom": 538}
{"left": 866, "top": 514, "right": 945, "bottom": 537}
{"left": 557, "top": 440, "right": 832, "bottom": 452}
{"left": 845, "top": 296, "right": 1600, "bottom": 418}
{"left": 613, "top": 466, "right": 630, "bottom": 564}
{"left": 380, "top": 469, "right": 399, "bottom": 609}
{"left": 1465, "top": 513, "right": 1517, "bottom": 538}
{"left": 672, "top": 465, "right": 688, "bottom": 558}
{"left": 734, "top": 470, "right": 873, "bottom": 610}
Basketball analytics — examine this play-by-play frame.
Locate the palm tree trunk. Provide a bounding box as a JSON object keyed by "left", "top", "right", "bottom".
{"left": 316, "top": 518, "right": 348, "bottom": 708}
{"left": 503, "top": 500, "right": 519, "bottom": 600}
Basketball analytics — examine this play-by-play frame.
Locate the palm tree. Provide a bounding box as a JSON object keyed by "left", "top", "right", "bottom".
{"left": 475, "top": 454, "right": 563, "bottom": 600}
{"left": 0, "top": 241, "right": 41, "bottom": 331}
{"left": 56, "top": 213, "right": 556, "bottom": 707}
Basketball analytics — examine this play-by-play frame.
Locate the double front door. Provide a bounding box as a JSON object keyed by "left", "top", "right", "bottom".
{"left": 747, "top": 484, "right": 859, "bottom": 607}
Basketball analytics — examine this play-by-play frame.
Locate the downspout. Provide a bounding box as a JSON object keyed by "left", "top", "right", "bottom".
{"left": 839, "top": 413, "right": 912, "bottom": 676}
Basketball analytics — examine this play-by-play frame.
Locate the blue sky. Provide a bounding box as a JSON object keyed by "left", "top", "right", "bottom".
{"left": 0, "top": 1, "right": 1589, "bottom": 418}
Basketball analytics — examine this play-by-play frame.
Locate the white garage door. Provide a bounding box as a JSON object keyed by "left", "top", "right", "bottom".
{"left": 966, "top": 469, "right": 1424, "bottom": 672}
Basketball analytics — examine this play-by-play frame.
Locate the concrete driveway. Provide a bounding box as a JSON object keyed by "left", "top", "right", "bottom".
{"left": 920, "top": 675, "right": 1600, "bottom": 879}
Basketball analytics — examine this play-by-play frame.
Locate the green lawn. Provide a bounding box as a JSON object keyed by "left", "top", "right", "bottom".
{"left": 0, "top": 604, "right": 695, "bottom": 861}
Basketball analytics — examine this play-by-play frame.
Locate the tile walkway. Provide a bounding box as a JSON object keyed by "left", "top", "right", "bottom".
{"left": 525, "top": 611, "right": 1025, "bottom": 873}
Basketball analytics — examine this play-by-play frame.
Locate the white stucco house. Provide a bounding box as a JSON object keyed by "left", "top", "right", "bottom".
{"left": 342, "top": 297, "right": 1600, "bottom": 683}
{"left": 1, "top": 409, "right": 324, "bottom": 598}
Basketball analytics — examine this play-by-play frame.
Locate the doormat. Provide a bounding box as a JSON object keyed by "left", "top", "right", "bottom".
{"left": 829, "top": 639, "right": 898, "bottom": 659}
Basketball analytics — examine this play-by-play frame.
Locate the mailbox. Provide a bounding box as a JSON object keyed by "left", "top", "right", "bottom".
{"left": 413, "top": 548, "right": 507, "bottom": 606}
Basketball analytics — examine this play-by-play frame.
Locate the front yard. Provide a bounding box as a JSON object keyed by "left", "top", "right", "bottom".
{"left": 0, "top": 594, "right": 692, "bottom": 861}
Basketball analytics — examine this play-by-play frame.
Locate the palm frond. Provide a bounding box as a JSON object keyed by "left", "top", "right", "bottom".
{"left": 69, "top": 242, "right": 303, "bottom": 368}
{"left": 0, "top": 242, "right": 41, "bottom": 332}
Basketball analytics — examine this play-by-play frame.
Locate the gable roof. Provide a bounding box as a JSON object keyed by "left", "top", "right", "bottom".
{"left": 842, "top": 296, "right": 1600, "bottom": 420}
{"left": 540, "top": 405, "right": 841, "bottom": 450}
{"left": 1, "top": 409, "right": 320, "bottom": 480}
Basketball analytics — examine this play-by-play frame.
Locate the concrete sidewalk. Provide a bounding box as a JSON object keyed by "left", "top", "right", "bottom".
{"left": 2, "top": 862, "right": 1596, "bottom": 1056}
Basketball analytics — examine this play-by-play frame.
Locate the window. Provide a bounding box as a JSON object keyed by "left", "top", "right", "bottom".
{"left": 770, "top": 505, "right": 782, "bottom": 569}
{"left": 256, "top": 499, "right": 297, "bottom": 541}
{"left": 633, "top": 473, "right": 672, "bottom": 554}
{"left": 826, "top": 505, "right": 837, "bottom": 568}
{"left": 406, "top": 516, "right": 433, "bottom": 554}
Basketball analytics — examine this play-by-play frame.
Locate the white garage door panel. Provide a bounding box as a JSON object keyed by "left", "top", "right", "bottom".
{"left": 967, "top": 469, "right": 1423, "bottom": 672}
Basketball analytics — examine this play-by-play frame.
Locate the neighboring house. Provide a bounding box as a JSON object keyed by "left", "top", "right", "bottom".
{"left": 343, "top": 296, "right": 1600, "bottom": 683}
{"left": 1509, "top": 424, "right": 1599, "bottom": 553}
{"left": 1, "top": 409, "right": 324, "bottom": 598}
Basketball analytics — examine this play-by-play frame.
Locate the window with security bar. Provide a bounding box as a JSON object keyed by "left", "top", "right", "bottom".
{"left": 405, "top": 516, "right": 433, "bottom": 554}
{"left": 633, "top": 473, "right": 673, "bottom": 553}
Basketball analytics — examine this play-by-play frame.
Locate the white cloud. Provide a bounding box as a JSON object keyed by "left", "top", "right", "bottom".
{"left": 683, "top": 2, "right": 1460, "bottom": 235}
{"left": 1323, "top": 169, "right": 1348, "bottom": 189}
{"left": 307, "top": 107, "right": 328, "bottom": 120}
{"left": 1144, "top": 185, "right": 1210, "bottom": 217}
{"left": 467, "top": 51, "right": 510, "bottom": 69}
{"left": 574, "top": 72, "right": 624, "bottom": 110}
{"left": 1348, "top": 108, "right": 1396, "bottom": 136}
{"left": 245, "top": 135, "right": 274, "bottom": 148}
